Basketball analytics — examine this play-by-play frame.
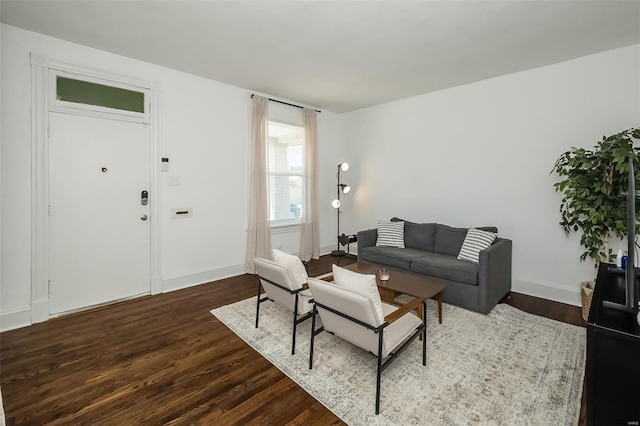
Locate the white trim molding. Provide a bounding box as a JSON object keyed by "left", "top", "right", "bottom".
{"left": 150, "top": 84, "right": 163, "bottom": 295}
{"left": 0, "top": 306, "right": 32, "bottom": 332}
{"left": 30, "top": 53, "right": 163, "bottom": 323}
{"left": 512, "top": 277, "right": 581, "bottom": 307}
{"left": 162, "top": 264, "right": 246, "bottom": 293}
{"left": 31, "top": 54, "right": 50, "bottom": 324}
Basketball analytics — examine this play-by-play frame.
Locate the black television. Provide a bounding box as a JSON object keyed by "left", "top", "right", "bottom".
{"left": 625, "top": 157, "right": 639, "bottom": 311}
{"left": 604, "top": 157, "right": 640, "bottom": 312}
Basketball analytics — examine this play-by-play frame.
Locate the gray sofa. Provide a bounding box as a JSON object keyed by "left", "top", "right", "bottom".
{"left": 357, "top": 218, "right": 512, "bottom": 314}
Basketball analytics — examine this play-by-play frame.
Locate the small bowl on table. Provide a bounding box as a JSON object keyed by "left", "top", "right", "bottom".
{"left": 378, "top": 268, "right": 390, "bottom": 281}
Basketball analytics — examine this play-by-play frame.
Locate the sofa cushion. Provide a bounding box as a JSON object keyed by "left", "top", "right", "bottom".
{"left": 390, "top": 217, "right": 436, "bottom": 251}
{"left": 376, "top": 220, "right": 405, "bottom": 248}
{"left": 477, "top": 226, "right": 498, "bottom": 234}
{"left": 434, "top": 224, "right": 468, "bottom": 256}
{"left": 405, "top": 222, "right": 436, "bottom": 251}
{"left": 360, "top": 246, "right": 427, "bottom": 270}
{"left": 434, "top": 224, "right": 499, "bottom": 255}
{"left": 457, "top": 228, "right": 497, "bottom": 264}
{"left": 410, "top": 252, "right": 479, "bottom": 285}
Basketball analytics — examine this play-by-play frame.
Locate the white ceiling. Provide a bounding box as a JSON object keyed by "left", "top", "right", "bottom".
{"left": 1, "top": 1, "right": 639, "bottom": 113}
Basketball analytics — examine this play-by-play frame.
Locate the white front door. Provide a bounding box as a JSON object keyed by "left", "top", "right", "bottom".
{"left": 48, "top": 112, "right": 151, "bottom": 314}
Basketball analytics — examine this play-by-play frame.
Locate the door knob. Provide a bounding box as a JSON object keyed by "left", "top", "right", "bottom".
{"left": 140, "top": 215, "right": 148, "bottom": 221}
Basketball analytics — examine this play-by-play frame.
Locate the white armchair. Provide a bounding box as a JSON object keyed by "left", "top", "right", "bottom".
{"left": 307, "top": 275, "right": 426, "bottom": 415}
{"left": 252, "top": 254, "right": 313, "bottom": 355}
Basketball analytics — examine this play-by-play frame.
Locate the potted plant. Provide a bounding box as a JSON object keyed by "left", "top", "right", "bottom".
{"left": 551, "top": 127, "right": 640, "bottom": 320}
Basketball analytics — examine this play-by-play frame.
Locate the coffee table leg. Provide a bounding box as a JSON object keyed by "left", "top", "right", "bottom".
{"left": 437, "top": 292, "right": 443, "bottom": 324}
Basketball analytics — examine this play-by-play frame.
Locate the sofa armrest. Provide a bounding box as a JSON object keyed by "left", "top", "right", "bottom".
{"left": 357, "top": 228, "right": 377, "bottom": 258}
{"left": 478, "top": 237, "right": 512, "bottom": 314}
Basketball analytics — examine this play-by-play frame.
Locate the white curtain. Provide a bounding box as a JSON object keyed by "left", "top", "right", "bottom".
{"left": 245, "top": 95, "right": 272, "bottom": 273}
{"left": 299, "top": 108, "right": 320, "bottom": 261}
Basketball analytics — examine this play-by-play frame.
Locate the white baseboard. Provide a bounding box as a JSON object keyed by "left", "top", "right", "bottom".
{"left": 151, "top": 274, "right": 162, "bottom": 295}
{"left": 320, "top": 244, "right": 335, "bottom": 255}
{"left": 512, "top": 277, "right": 581, "bottom": 307}
{"left": 31, "top": 298, "right": 50, "bottom": 323}
{"left": 0, "top": 306, "right": 32, "bottom": 332}
{"left": 162, "top": 264, "right": 246, "bottom": 293}
{"left": 320, "top": 244, "right": 358, "bottom": 256}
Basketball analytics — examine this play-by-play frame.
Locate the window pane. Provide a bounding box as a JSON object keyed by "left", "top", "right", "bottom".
{"left": 269, "top": 175, "right": 303, "bottom": 221}
{"left": 268, "top": 122, "right": 303, "bottom": 174}
{"left": 267, "top": 121, "right": 304, "bottom": 223}
{"left": 56, "top": 77, "right": 145, "bottom": 113}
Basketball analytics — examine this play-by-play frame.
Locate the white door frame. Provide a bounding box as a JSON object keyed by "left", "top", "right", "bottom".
{"left": 30, "top": 53, "right": 163, "bottom": 323}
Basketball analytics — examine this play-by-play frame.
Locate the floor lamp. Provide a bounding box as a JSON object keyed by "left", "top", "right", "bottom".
{"left": 331, "top": 162, "right": 351, "bottom": 256}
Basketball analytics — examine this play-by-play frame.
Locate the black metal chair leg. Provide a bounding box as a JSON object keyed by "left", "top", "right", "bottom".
{"left": 422, "top": 301, "right": 427, "bottom": 366}
{"left": 375, "top": 330, "right": 384, "bottom": 415}
{"left": 292, "top": 294, "right": 299, "bottom": 355}
{"left": 255, "top": 278, "right": 262, "bottom": 328}
{"left": 309, "top": 306, "right": 317, "bottom": 369}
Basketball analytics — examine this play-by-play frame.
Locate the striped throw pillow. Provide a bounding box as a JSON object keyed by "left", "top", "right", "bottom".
{"left": 376, "top": 220, "right": 405, "bottom": 248}
{"left": 457, "top": 228, "right": 497, "bottom": 263}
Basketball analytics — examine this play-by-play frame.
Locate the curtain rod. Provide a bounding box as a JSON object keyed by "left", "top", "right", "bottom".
{"left": 250, "top": 94, "right": 321, "bottom": 113}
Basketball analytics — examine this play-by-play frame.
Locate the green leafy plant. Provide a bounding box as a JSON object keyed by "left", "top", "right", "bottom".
{"left": 551, "top": 127, "right": 640, "bottom": 267}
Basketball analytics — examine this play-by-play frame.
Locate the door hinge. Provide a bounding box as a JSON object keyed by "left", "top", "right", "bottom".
{"left": 48, "top": 205, "right": 51, "bottom": 216}
{"left": 48, "top": 280, "right": 51, "bottom": 297}
{"left": 47, "top": 125, "right": 51, "bottom": 139}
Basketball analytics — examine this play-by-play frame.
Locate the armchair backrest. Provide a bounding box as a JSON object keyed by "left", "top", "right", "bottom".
{"left": 253, "top": 257, "right": 301, "bottom": 312}
{"left": 307, "top": 277, "right": 382, "bottom": 355}
{"left": 253, "top": 257, "right": 299, "bottom": 290}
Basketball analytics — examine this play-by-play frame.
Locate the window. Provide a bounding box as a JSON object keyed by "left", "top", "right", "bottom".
{"left": 56, "top": 77, "right": 145, "bottom": 113}
{"left": 268, "top": 121, "right": 304, "bottom": 224}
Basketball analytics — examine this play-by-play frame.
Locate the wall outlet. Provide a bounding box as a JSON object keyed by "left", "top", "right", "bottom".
{"left": 169, "top": 176, "right": 181, "bottom": 186}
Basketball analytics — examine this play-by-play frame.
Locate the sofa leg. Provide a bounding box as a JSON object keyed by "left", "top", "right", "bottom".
{"left": 499, "top": 292, "right": 512, "bottom": 304}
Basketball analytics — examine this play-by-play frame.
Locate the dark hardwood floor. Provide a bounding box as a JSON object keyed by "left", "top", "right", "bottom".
{"left": 0, "top": 255, "right": 585, "bottom": 425}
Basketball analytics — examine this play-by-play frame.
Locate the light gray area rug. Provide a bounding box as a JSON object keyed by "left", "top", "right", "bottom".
{"left": 211, "top": 297, "right": 585, "bottom": 425}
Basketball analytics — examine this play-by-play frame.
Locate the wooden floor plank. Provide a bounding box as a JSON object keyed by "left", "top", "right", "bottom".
{"left": 1, "top": 254, "right": 584, "bottom": 425}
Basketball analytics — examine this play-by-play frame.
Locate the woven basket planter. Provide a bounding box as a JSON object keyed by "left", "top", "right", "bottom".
{"left": 580, "top": 281, "right": 595, "bottom": 322}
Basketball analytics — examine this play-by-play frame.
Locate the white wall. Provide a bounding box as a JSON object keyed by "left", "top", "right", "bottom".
{"left": 0, "top": 24, "right": 343, "bottom": 330}
{"left": 342, "top": 44, "right": 640, "bottom": 305}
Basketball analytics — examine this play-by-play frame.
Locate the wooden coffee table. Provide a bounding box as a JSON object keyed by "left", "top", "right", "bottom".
{"left": 344, "top": 262, "right": 446, "bottom": 324}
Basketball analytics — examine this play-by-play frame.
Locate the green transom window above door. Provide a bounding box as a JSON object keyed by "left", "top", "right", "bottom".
{"left": 56, "top": 77, "right": 145, "bottom": 113}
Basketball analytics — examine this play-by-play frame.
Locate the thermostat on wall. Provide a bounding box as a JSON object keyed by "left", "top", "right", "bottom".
{"left": 161, "top": 157, "right": 169, "bottom": 171}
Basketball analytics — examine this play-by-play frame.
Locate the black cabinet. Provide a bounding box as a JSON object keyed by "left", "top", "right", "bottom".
{"left": 586, "top": 263, "right": 640, "bottom": 425}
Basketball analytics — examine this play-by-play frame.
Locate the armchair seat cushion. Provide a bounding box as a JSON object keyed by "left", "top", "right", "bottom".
{"left": 410, "top": 252, "right": 478, "bottom": 286}
{"left": 307, "top": 278, "right": 422, "bottom": 358}
{"left": 318, "top": 301, "right": 421, "bottom": 358}
{"left": 265, "top": 285, "right": 313, "bottom": 314}
{"left": 379, "top": 303, "right": 422, "bottom": 358}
